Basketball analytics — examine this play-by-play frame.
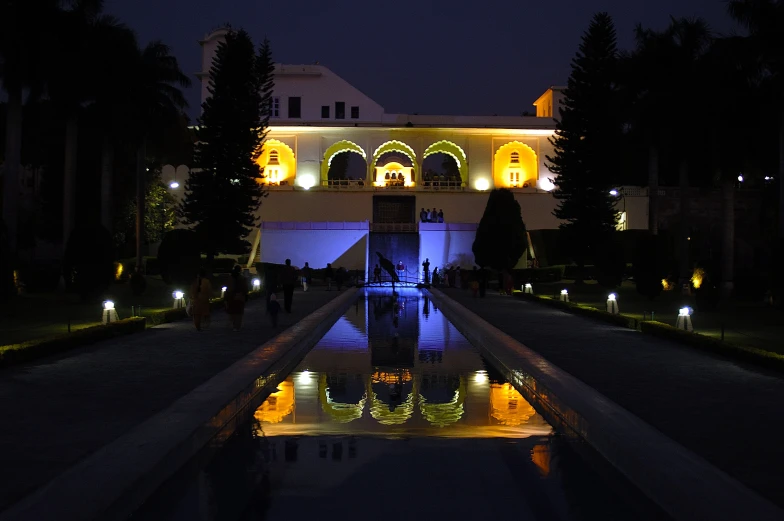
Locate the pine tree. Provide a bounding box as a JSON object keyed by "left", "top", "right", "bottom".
{"left": 472, "top": 188, "right": 527, "bottom": 271}
{"left": 180, "top": 30, "right": 273, "bottom": 261}
{"left": 546, "top": 12, "right": 621, "bottom": 281}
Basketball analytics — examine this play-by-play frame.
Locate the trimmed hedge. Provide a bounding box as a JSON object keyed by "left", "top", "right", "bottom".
{"left": 514, "top": 265, "right": 565, "bottom": 283}
{"left": 516, "top": 292, "right": 637, "bottom": 328}
{"left": 0, "top": 318, "right": 146, "bottom": 368}
{"left": 639, "top": 320, "right": 784, "bottom": 372}
{"left": 0, "top": 290, "right": 264, "bottom": 369}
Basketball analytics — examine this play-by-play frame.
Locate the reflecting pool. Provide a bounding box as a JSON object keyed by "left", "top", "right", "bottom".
{"left": 131, "top": 290, "right": 669, "bottom": 521}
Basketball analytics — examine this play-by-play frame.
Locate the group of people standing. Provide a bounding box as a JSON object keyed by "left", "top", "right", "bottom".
{"left": 419, "top": 208, "right": 444, "bottom": 223}
{"left": 189, "top": 265, "right": 251, "bottom": 332}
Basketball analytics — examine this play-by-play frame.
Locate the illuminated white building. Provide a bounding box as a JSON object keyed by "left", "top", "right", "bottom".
{"left": 186, "top": 29, "right": 648, "bottom": 277}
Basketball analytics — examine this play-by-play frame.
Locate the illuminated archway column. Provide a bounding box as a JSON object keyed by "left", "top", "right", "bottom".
{"left": 368, "top": 140, "right": 419, "bottom": 184}
{"left": 319, "top": 140, "right": 368, "bottom": 186}
{"left": 422, "top": 140, "right": 468, "bottom": 187}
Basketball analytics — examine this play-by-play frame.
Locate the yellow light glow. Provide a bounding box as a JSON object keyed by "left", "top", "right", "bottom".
{"left": 298, "top": 173, "right": 316, "bottom": 190}
{"left": 661, "top": 279, "right": 672, "bottom": 291}
{"left": 475, "top": 178, "right": 490, "bottom": 191}
{"left": 256, "top": 139, "right": 295, "bottom": 185}
{"left": 489, "top": 383, "right": 536, "bottom": 426}
{"left": 691, "top": 268, "right": 705, "bottom": 289}
{"left": 372, "top": 370, "right": 413, "bottom": 385}
{"left": 319, "top": 374, "right": 366, "bottom": 424}
{"left": 539, "top": 177, "right": 555, "bottom": 191}
{"left": 114, "top": 262, "right": 124, "bottom": 281}
{"left": 531, "top": 445, "right": 551, "bottom": 476}
{"left": 374, "top": 161, "right": 415, "bottom": 187}
{"left": 320, "top": 140, "right": 368, "bottom": 183}
{"left": 254, "top": 379, "right": 295, "bottom": 424}
{"left": 494, "top": 141, "right": 537, "bottom": 188}
{"left": 370, "top": 140, "right": 419, "bottom": 181}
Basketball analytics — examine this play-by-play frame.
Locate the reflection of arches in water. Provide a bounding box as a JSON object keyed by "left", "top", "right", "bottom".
{"left": 419, "top": 376, "right": 466, "bottom": 427}
{"left": 489, "top": 383, "right": 536, "bottom": 426}
{"left": 254, "top": 379, "right": 295, "bottom": 424}
{"left": 318, "top": 374, "right": 366, "bottom": 424}
{"left": 368, "top": 374, "right": 418, "bottom": 425}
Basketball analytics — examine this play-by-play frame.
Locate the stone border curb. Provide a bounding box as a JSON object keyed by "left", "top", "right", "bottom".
{"left": 427, "top": 288, "right": 784, "bottom": 521}
{"left": 0, "top": 288, "right": 359, "bottom": 521}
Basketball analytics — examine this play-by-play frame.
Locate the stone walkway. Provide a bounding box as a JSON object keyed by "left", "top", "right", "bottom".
{"left": 439, "top": 288, "right": 784, "bottom": 508}
{"left": 0, "top": 288, "right": 339, "bottom": 513}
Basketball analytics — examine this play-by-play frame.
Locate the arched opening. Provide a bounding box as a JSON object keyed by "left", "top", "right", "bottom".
{"left": 493, "top": 141, "right": 537, "bottom": 188}
{"left": 328, "top": 151, "right": 369, "bottom": 187}
{"left": 256, "top": 139, "right": 296, "bottom": 186}
{"left": 422, "top": 141, "right": 467, "bottom": 188}
{"left": 321, "top": 140, "right": 367, "bottom": 186}
{"left": 374, "top": 152, "right": 414, "bottom": 187}
{"left": 369, "top": 141, "right": 418, "bottom": 187}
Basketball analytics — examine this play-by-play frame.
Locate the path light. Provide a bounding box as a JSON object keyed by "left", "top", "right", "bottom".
{"left": 169, "top": 180, "right": 179, "bottom": 189}
{"left": 676, "top": 306, "right": 693, "bottom": 332}
{"left": 606, "top": 293, "right": 619, "bottom": 315}
{"left": 252, "top": 278, "right": 261, "bottom": 290}
{"left": 173, "top": 290, "right": 186, "bottom": 309}
{"left": 102, "top": 300, "right": 119, "bottom": 324}
{"left": 737, "top": 174, "right": 744, "bottom": 183}
{"left": 609, "top": 189, "right": 619, "bottom": 196}
{"left": 221, "top": 286, "right": 227, "bottom": 298}
{"left": 523, "top": 283, "right": 533, "bottom": 294}
{"left": 560, "top": 289, "right": 569, "bottom": 303}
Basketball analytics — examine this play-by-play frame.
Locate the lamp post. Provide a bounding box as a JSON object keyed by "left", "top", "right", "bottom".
{"left": 606, "top": 293, "right": 619, "bottom": 314}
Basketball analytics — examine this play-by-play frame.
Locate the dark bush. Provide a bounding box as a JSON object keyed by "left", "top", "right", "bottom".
{"left": 158, "top": 229, "right": 201, "bottom": 286}
{"left": 595, "top": 233, "right": 626, "bottom": 289}
{"left": 130, "top": 271, "right": 147, "bottom": 295}
{"left": 63, "top": 225, "right": 115, "bottom": 301}
{"left": 213, "top": 257, "right": 238, "bottom": 273}
{"left": 633, "top": 233, "right": 669, "bottom": 300}
{"left": 514, "top": 265, "right": 565, "bottom": 284}
{"left": 564, "top": 264, "right": 595, "bottom": 280}
{"left": 145, "top": 257, "right": 161, "bottom": 276}
{"left": 17, "top": 261, "right": 61, "bottom": 292}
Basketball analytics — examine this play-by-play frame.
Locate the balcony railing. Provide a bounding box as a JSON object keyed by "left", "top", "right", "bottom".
{"left": 420, "top": 181, "right": 464, "bottom": 191}
{"left": 322, "top": 179, "right": 367, "bottom": 189}
{"left": 369, "top": 222, "right": 418, "bottom": 233}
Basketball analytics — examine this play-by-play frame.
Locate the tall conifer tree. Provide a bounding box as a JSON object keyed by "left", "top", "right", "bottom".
{"left": 181, "top": 30, "right": 273, "bottom": 261}
{"left": 547, "top": 12, "right": 621, "bottom": 280}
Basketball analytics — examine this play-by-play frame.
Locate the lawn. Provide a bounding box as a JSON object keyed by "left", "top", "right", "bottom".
{"left": 528, "top": 279, "right": 784, "bottom": 355}
{"left": 0, "top": 273, "right": 235, "bottom": 347}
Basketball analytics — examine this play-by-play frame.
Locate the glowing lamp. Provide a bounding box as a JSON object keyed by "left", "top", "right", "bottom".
{"left": 676, "top": 306, "right": 694, "bottom": 331}
{"left": 252, "top": 278, "right": 261, "bottom": 289}
{"left": 560, "top": 289, "right": 568, "bottom": 295}
{"left": 609, "top": 189, "right": 619, "bottom": 196}
{"left": 559, "top": 289, "right": 569, "bottom": 303}
{"left": 765, "top": 176, "right": 773, "bottom": 181}
{"left": 475, "top": 178, "right": 490, "bottom": 191}
{"left": 221, "top": 286, "right": 227, "bottom": 298}
{"left": 523, "top": 283, "right": 533, "bottom": 295}
{"left": 173, "top": 291, "right": 184, "bottom": 299}
{"left": 540, "top": 177, "right": 555, "bottom": 191}
{"left": 169, "top": 181, "right": 179, "bottom": 189}
{"left": 737, "top": 175, "right": 744, "bottom": 182}
{"left": 298, "top": 173, "right": 316, "bottom": 190}
{"left": 606, "top": 293, "right": 619, "bottom": 314}
{"left": 678, "top": 307, "right": 692, "bottom": 317}
{"left": 173, "top": 290, "right": 186, "bottom": 309}
{"left": 473, "top": 371, "right": 488, "bottom": 384}
{"left": 102, "top": 300, "right": 119, "bottom": 324}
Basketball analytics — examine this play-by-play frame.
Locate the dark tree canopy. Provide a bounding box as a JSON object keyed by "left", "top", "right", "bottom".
{"left": 472, "top": 188, "right": 527, "bottom": 271}
{"left": 180, "top": 30, "right": 273, "bottom": 258}
{"left": 547, "top": 12, "right": 620, "bottom": 270}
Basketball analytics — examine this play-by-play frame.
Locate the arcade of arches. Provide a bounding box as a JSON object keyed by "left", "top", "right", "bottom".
{"left": 255, "top": 138, "right": 541, "bottom": 188}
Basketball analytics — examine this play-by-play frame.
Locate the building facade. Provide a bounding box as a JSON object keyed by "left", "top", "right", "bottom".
{"left": 185, "top": 29, "right": 649, "bottom": 278}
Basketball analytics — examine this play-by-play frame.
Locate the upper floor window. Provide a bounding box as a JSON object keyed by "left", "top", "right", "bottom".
{"left": 271, "top": 97, "right": 280, "bottom": 117}
{"left": 321, "top": 105, "right": 330, "bottom": 118}
{"left": 351, "top": 106, "right": 359, "bottom": 119}
{"left": 510, "top": 151, "right": 520, "bottom": 164}
{"left": 288, "top": 97, "right": 301, "bottom": 118}
{"left": 269, "top": 150, "right": 279, "bottom": 164}
{"left": 335, "top": 101, "right": 345, "bottom": 119}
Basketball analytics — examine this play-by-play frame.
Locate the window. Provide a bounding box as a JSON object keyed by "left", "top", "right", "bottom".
{"left": 510, "top": 151, "right": 520, "bottom": 164}
{"left": 510, "top": 171, "right": 521, "bottom": 186}
{"left": 269, "top": 150, "right": 279, "bottom": 163}
{"left": 335, "top": 101, "right": 345, "bottom": 119}
{"left": 321, "top": 105, "right": 330, "bottom": 118}
{"left": 288, "top": 96, "right": 301, "bottom": 118}
{"left": 271, "top": 97, "right": 280, "bottom": 117}
{"left": 351, "top": 106, "right": 359, "bottom": 119}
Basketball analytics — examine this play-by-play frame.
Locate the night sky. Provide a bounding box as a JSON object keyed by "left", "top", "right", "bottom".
{"left": 105, "top": 0, "right": 736, "bottom": 120}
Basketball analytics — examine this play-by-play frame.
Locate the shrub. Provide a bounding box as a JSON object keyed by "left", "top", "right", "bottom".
{"left": 595, "top": 233, "right": 626, "bottom": 289}
{"left": 213, "top": 257, "right": 238, "bottom": 273}
{"left": 63, "top": 225, "right": 115, "bottom": 301}
{"left": 17, "top": 261, "right": 61, "bottom": 292}
{"left": 158, "top": 229, "right": 201, "bottom": 286}
{"left": 633, "top": 233, "right": 668, "bottom": 300}
{"left": 514, "top": 265, "right": 565, "bottom": 284}
{"left": 130, "top": 271, "right": 147, "bottom": 295}
{"left": 0, "top": 222, "right": 14, "bottom": 301}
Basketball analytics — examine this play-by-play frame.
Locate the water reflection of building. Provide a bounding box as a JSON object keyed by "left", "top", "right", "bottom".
{"left": 489, "top": 382, "right": 537, "bottom": 426}
{"left": 318, "top": 373, "right": 366, "bottom": 424}
{"left": 253, "top": 378, "right": 295, "bottom": 424}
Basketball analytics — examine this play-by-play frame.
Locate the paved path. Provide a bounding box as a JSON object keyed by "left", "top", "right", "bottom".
{"left": 440, "top": 289, "right": 784, "bottom": 508}
{"left": 0, "top": 288, "right": 339, "bottom": 513}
